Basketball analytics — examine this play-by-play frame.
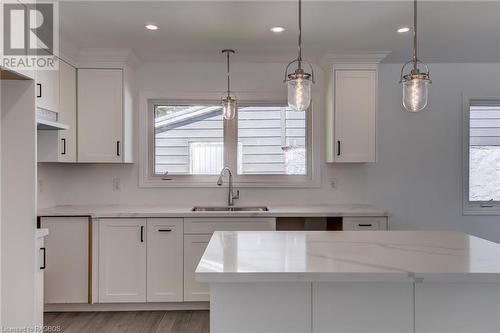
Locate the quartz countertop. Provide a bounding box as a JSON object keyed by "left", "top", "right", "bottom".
{"left": 37, "top": 204, "right": 388, "bottom": 218}
{"left": 36, "top": 228, "right": 49, "bottom": 238}
{"left": 196, "top": 231, "right": 500, "bottom": 283}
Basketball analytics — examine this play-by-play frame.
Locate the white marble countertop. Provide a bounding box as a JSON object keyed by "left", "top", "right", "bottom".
{"left": 196, "top": 231, "right": 500, "bottom": 283}
{"left": 37, "top": 204, "right": 388, "bottom": 218}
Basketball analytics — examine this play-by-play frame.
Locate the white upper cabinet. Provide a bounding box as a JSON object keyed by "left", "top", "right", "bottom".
{"left": 326, "top": 62, "right": 381, "bottom": 163}
{"left": 77, "top": 68, "right": 126, "bottom": 163}
{"left": 36, "top": 68, "right": 60, "bottom": 113}
{"left": 38, "top": 60, "right": 77, "bottom": 163}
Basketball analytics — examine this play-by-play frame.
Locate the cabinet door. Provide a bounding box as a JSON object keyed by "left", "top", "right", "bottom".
{"left": 58, "top": 61, "right": 77, "bottom": 162}
{"left": 40, "top": 217, "right": 89, "bottom": 304}
{"left": 334, "top": 69, "right": 376, "bottom": 162}
{"left": 147, "top": 219, "right": 183, "bottom": 302}
{"left": 34, "top": 237, "right": 45, "bottom": 328}
{"left": 184, "top": 234, "right": 212, "bottom": 302}
{"left": 98, "top": 218, "right": 146, "bottom": 303}
{"left": 36, "top": 68, "right": 60, "bottom": 113}
{"left": 77, "top": 69, "right": 123, "bottom": 163}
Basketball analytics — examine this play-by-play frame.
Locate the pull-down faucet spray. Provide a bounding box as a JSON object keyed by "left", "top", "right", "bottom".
{"left": 217, "top": 167, "right": 239, "bottom": 206}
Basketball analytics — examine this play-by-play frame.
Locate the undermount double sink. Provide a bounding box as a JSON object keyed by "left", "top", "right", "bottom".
{"left": 191, "top": 206, "right": 269, "bottom": 212}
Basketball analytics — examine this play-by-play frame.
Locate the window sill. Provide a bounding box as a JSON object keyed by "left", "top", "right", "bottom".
{"left": 463, "top": 205, "right": 500, "bottom": 216}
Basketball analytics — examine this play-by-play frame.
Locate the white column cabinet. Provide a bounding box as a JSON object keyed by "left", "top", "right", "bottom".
{"left": 34, "top": 236, "right": 46, "bottom": 328}
{"left": 77, "top": 68, "right": 125, "bottom": 163}
{"left": 147, "top": 218, "right": 183, "bottom": 302}
{"left": 326, "top": 65, "right": 378, "bottom": 163}
{"left": 98, "top": 218, "right": 147, "bottom": 303}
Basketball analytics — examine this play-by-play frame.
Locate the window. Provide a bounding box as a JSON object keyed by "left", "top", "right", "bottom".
{"left": 144, "top": 100, "right": 315, "bottom": 187}
{"left": 464, "top": 99, "right": 500, "bottom": 214}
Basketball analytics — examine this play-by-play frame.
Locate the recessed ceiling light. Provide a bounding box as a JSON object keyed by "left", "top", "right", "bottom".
{"left": 270, "top": 26, "right": 286, "bottom": 33}
{"left": 397, "top": 27, "right": 411, "bottom": 33}
{"left": 145, "top": 24, "right": 159, "bottom": 31}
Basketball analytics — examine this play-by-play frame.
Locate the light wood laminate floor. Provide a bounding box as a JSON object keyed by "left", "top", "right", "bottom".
{"left": 44, "top": 311, "right": 209, "bottom": 333}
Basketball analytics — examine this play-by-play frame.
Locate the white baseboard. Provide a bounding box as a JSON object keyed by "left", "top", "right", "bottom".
{"left": 45, "top": 302, "right": 210, "bottom": 312}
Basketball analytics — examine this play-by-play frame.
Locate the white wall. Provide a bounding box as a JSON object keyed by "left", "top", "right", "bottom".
{"left": 38, "top": 62, "right": 500, "bottom": 243}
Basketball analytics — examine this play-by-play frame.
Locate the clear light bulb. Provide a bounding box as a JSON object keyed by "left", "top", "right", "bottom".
{"left": 222, "top": 97, "right": 237, "bottom": 120}
{"left": 402, "top": 78, "right": 429, "bottom": 112}
{"left": 287, "top": 77, "right": 311, "bottom": 112}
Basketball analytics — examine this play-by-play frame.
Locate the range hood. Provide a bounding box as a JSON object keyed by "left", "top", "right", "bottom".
{"left": 37, "top": 108, "right": 69, "bottom": 130}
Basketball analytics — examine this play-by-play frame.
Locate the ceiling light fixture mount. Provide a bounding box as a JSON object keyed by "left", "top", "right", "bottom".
{"left": 283, "top": 0, "right": 314, "bottom": 112}
{"left": 221, "top": 49, "right": 237, "bottom": 120}
{"left": 399, "top": 0, "right": 431, "bottom": 112}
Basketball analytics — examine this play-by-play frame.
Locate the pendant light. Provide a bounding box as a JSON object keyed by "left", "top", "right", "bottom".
{"left": 284, "top": 0, "right": 314, "bottom": 112}
{"left": 221, "top": 49, "right": 237, "bottom": 120}
{"left": 400, "top": 0, "right": 431, "bottom": 112}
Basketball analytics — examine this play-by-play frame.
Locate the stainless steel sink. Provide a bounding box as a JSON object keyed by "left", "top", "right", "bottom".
{"left": 191, "top": 206, "right": 269, "bottom": 212}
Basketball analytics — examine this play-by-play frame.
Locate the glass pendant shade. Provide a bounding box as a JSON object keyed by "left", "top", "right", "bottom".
{"left": 402, "top": 77, "right": 429, "bottom": 112}
{"left": 222, "top": 96, "right": 237, "bottom": 120}
{"left": 287, "top": 76, "right": 312, "bottom": 112}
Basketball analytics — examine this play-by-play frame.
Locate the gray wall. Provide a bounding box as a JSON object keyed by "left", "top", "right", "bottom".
{"left": 38, "top": 62, "right": 500, "bottom": 243}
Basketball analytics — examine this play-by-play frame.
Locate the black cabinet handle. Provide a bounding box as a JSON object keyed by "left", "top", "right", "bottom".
{"left": 337, "top": 140, "right": 341, "bottom": 156}
{"left": 40, "top": 247, "right": 46, "bottom": 270}
{"left": 36, "top": 83, "right": 42, "bottom": 98}
{"left": 358, "top": 224, "right": 373, "bottom": 227}
{"left": 61, "top": 138, "right": 66, "bottom": 155}
{"left": 158, "top": 229, "right": 172, "bottom": 232}
{"left": 116, "top": 141, "right": 121, "bottom": 156}
{"left": 140, "top": 226, "right": 144, "bottom": 242}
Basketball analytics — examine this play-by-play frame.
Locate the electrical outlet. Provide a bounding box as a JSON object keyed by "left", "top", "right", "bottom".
{"left": 112, "top": 178, "right": 121, "bottom": 192}
{"left": 328, "top": 178, "right": 337, "bottom": 190}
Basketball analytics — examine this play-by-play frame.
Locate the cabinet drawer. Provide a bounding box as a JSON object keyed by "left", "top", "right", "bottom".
{"left": 343, "top": 217, "right": 388, "bottom": 231}
{"left": 184, "top": 217, "right": 276, "bottom": 234}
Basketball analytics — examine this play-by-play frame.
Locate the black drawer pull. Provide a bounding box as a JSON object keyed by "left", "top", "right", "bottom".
{"left": 61, "top": 138, "right": 66, "bottom": 155}
{"left": 36, "top": 83, "right": 42, "bottom": 98}
{"left": 358, "top": 224, "right": 373, "bottom": 227}
{"left": 116, "top": 141, "right": 121, "bottom": 156}
{"left": 140, "top": 226, "right": 144, "bottom": 242}
{"left": 40, "top": 247, "right": 46, "bottom": 270}
{"left": 158, "top": 229, "right": 172, "bottom": 232}
{"left": 337, "top": 140, "right": 341, "bottom": 156}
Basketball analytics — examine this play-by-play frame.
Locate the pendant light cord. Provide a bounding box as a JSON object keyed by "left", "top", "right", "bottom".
{"left": 297, "top": 0, "right": 302, "bottom": 69}
{"left": 226, "top": 51, "right": 231, "bottom": 97}
{"left": 413, "top": 0, "right": 418, "bottom": 71}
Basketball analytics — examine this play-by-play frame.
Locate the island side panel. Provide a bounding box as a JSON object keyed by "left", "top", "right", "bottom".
{"left": 210, "top": 282, "right": 312, "bottom": 333}
{"left": 312, "top": 282, "right": 414, "bottom": 333}
{"left": 415, "top": 282, "right": 500, "bottom": 333}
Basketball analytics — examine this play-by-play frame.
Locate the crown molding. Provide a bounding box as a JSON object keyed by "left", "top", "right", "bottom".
{"left": 320, "top": 52, "right": 391, "bottom": 65}
{"left": 76, "top": 48, "right": 141, "bottom": 68}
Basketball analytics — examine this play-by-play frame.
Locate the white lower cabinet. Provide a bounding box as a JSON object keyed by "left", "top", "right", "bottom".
{"left": 183, "top": 217, "right": 276, "bottom": 302}
{"left": 34, "top": 236, "right": 46, "bottom": 328}
{"left": 41, "top": 217, "right": 89, "bottom": 304}
{"left": 98, "top": 218, "right": 147, "bottom": 303}
{"left": 184, "top": 234, "right": 212, "bottom": 302}
{"left": 147, "top": 218, "right": 183, "bottom": 302}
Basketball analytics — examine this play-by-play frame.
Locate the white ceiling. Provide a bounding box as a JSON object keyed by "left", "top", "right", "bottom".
{"left": 60, "top": 1, "right": 500, "bottom": 63}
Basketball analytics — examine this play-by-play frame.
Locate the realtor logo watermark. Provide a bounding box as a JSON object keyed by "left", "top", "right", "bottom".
{"left": 1, "top": 0, "right": 58, "bottom": 70}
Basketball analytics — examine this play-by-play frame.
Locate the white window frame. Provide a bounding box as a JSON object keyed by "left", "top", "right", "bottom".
{"left": 139, "top": 94, "right": 320, "bottom": 188}
{"left": 463, "top": 94, "right": 500, "bottom": 215}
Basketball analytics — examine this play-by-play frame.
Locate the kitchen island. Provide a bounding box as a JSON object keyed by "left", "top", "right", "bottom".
{"left": 196, "top": 231, "right": 500, "bottom": 333}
